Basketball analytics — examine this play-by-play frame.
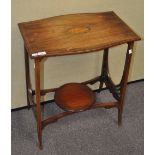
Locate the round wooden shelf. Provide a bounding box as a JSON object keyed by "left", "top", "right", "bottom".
{"left": 54, "top": 83, "right": 95, "bottom": 112}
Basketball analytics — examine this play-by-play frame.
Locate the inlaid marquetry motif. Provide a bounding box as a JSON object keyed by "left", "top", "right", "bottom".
{"left": 68, "top": 26, "right": 90, "bottom": 34}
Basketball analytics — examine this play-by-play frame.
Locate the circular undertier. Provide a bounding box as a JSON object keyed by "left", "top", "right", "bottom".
{"left": 54, "top": 83, "right": 95, "bottom": 112}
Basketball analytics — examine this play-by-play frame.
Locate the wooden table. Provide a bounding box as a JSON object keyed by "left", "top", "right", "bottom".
{"left": 18, "top": 11, "right": 141, "bottom": 149}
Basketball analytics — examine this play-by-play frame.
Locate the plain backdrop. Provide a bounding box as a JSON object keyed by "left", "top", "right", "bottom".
{"left": 11, "top": 0, "right": 143, "bottom": 109}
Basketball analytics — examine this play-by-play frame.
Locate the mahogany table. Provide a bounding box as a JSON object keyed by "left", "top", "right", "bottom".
{"left": 18, "top": 11, "right": 141, "bottom": 149}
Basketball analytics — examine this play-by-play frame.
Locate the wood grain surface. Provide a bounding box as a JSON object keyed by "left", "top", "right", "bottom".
{"left": 18, "top": 11, "right": 140, "bottom": 58}
{"left": 54, "top": 83, "right": 95, "bottom": 112}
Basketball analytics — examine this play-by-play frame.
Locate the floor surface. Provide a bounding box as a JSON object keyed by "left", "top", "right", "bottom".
{"left": 11, "top": 82, "right": 144, "bottom": 155}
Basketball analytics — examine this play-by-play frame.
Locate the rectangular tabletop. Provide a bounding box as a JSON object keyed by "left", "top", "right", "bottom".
{"left": 18, "top": 11, "right": 140, "bottom": 58}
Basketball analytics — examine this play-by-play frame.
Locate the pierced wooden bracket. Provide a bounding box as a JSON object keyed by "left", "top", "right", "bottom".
{"left": 104, "top": 76, "right": 121, "bottom": 101}
{"left": 97, "top": 48, "right": 121, "bottom": 100}
{"left": 98, "top": 48, "right": 109, "bottom": 92}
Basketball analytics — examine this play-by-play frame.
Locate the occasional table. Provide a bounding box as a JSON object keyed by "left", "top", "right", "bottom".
{"left": 18, "top": 11, "right": 141, "bottom": 149}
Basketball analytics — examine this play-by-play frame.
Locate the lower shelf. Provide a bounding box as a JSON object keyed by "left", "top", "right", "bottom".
{"left": 54, "top": 83, "right": 95, "bottom": 112}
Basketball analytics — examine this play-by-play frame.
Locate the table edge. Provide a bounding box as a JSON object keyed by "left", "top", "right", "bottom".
{"left": 18, "top": 11, "right": 141, "bottom": 59}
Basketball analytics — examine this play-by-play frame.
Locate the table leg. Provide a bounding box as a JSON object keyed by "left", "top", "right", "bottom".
{"left": 118, "top": 42, "right": 134, "bottom": 125}
{"left": 24, "top": 47, "right": 31, "bottom": 109}
{"left": 98, "top": 48, "right": 109, "bottom": 92}
{"left": 34, "top": 58, "right": 42, "bottom": 149}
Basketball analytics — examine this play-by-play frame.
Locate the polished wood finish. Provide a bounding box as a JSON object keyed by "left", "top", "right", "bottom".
{"left": 24, "top": 47, "right": 31, "bottom": 109}
{"left": 42, "top": 101, "right": 117, "bottom": 128}
{"left": 34, "top": 59, "right": 42, "bottom": 149}
{"left": 18, "top": 11, "right": 141, "bottom": 149}
{"left": 118, "top": 42, "right": 134, "bottom": 125}
{"left": 18, "top": 11, "right": 140, "bottom": 58}
{"left": 54, "top": 83, "right": 95, "bottom": 112}
{"left": 98, "top": 48, "right": 109, "bottom": 93}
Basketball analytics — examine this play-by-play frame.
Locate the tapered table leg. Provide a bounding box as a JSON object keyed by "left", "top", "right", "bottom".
{"left": 24, "top": 47, "right": 31, "bottom": 109}
{"left": 34, "top": 58, "right": 42, "bottom": 149}
{"left": 118, "top": 42, "right": 134, "bottom": 125}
